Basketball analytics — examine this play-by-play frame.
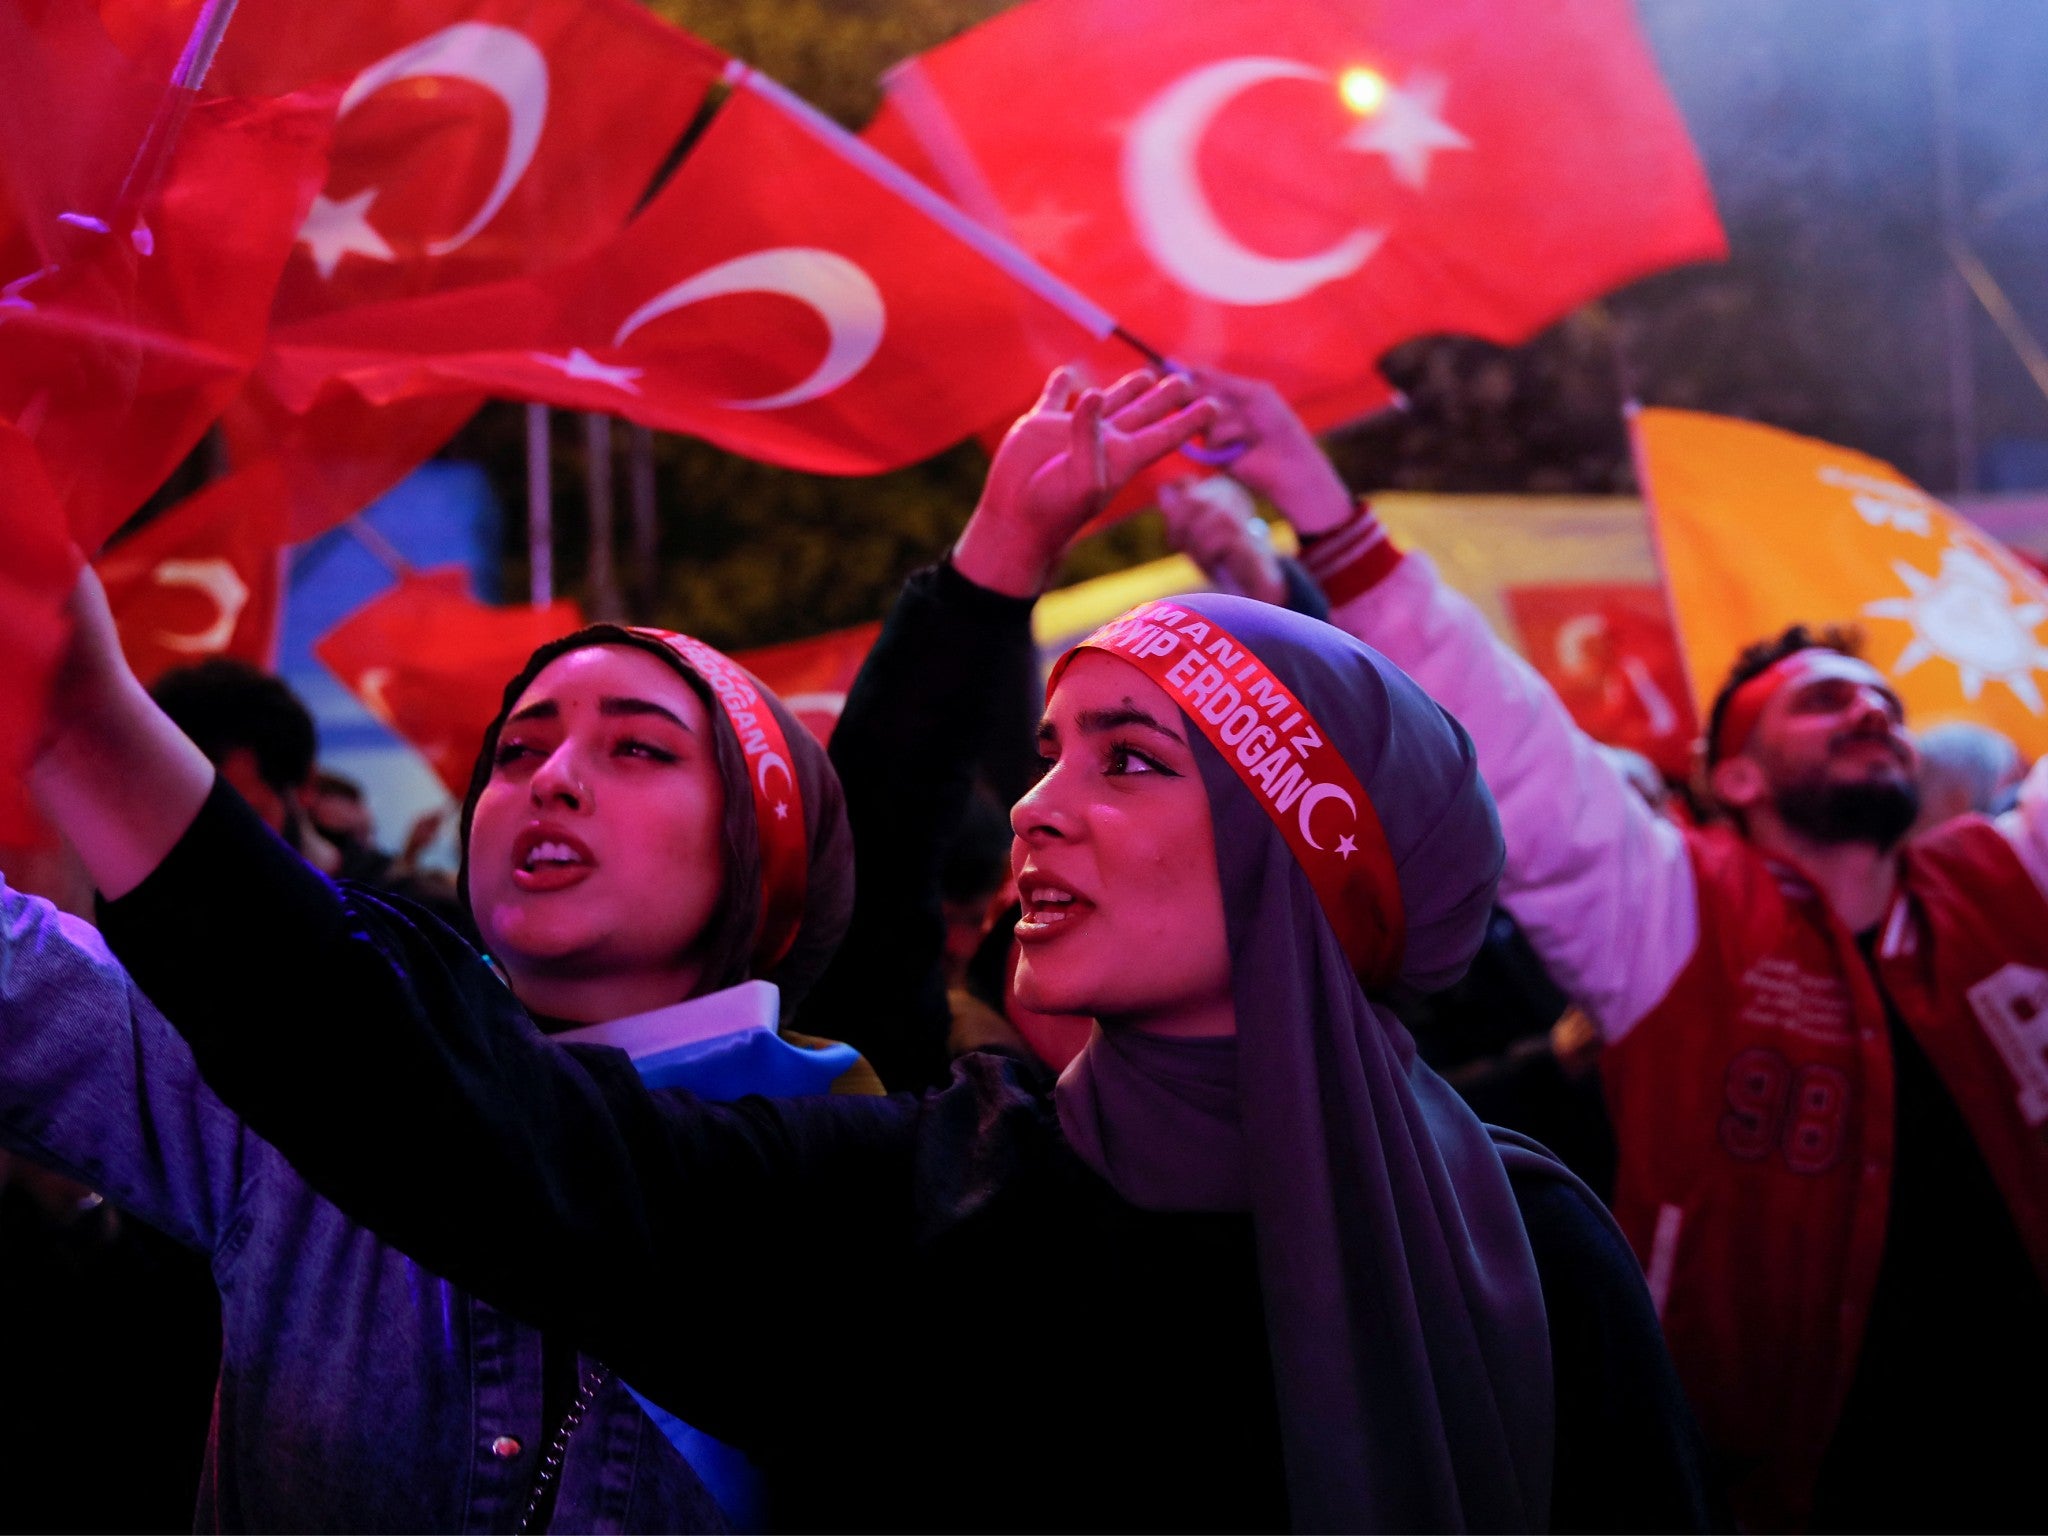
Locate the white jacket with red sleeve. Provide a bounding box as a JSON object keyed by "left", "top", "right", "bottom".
{"left": 1310, "top": 527, "right": 2048, "bottom": 1532}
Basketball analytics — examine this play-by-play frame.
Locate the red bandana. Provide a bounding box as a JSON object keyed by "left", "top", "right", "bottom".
{"left": 629, "top": 629, "right": 809, "bottom": 970}
{"left": 1711, "top": 649, "right": 1887, "bottom": 764}
{"left": 1050, "top": 600, "right": 1406, "bottom": 989}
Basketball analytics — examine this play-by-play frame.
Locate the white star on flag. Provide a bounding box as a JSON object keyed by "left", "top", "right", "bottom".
{"left": 298, "top": 189, "right": 396, "bottom": 280}
{"left": 1346, "top": 71, "right": 1471, "bottom": 190}
{"left": 774, "top": 801, "right": 790, "bottom": 820}
{"left": 533, "top": 348, "right": 644, "bottom": 394}
{"left": 1336, "top": 834, "right": 1358, "bottom": 860}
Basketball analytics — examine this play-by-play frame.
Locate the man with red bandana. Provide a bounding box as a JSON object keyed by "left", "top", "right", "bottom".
{"left": 1195, "top": 371, "right": 2048, "bottom": 1533}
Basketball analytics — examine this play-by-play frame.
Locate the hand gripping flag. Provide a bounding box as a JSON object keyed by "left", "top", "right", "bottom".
{"left": 1635, "top": 407, "right": 2048, "bottom": 756}
{"left": 258, "top": 66, "right": 1120, "bottom": 475}
{"left": 95, "top": 460, "right": 290, "bottom": 686}
{"left": 870, "top": 0, "right": 1724, "bottom": 432}
{"left": 314, "top": 568, "right": 582, "bottom": 795}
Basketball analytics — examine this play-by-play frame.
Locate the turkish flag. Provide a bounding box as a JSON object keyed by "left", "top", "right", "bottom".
{"left": 0, "top": 0, "right": 334, "bottom": 550}
{"left": 869, "top": 0, "right": 1724, "bottom": 430}
{"left": 221, "top": 376, "right": 482, "bottom": 542}
{"left": 314, "top": 568, "right": 582, "bottom": 794}
{"left": 0, "top": 420, "right": 81, "bottom": 845}
{"left": 96, "top": 460, "right": 289, "bottom": 686}
{"left": 1504, "top": 581, "right": 1695, "bottom": 778}
{"left": 99, "top": 0, "right": 730, "bottom": 320}
{"left": 733, "top": 621, "right": 881, "bottom": 745}
{"left": 1637, "top": 408, "right": 2048, "bottom": 756}
{"left": 257, "top": 73, "right": 1104, "bottom": 474}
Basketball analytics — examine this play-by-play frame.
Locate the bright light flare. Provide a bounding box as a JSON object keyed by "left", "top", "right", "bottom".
{"left": 1338, "top": 66, "right": 1388, "bottom": 116}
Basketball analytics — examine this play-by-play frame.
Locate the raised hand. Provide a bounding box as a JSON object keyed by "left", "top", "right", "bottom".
{"left": 953, "top": 367, "right": 1216, "bottom": 598}
{"left": 1183, "top": 368, "right": 1354, "bottom": 537}
{"left": 1159, "top": 476, "right": 1287, "bottom": 606}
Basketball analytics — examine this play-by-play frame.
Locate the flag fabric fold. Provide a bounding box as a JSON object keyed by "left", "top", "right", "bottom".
{"left": 257, "top": 71, "right": 1110, "bottom": 475}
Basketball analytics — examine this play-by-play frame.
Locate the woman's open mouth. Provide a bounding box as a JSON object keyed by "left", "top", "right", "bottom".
{"left": 1015, "top": 878, "right": 1096, "bottom": 942}
{"left": 510, "top": 826, "right": 596, "bottom": 892}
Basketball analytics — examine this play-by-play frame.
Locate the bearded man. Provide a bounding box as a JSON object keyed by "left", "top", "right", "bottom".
{"left": 1191, "top": 370, "right": 2048, "bottom": 1534}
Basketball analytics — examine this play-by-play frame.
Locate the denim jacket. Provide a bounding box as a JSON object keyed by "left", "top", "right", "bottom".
{"left": 0, "top": 882, "right": 729, "bottom": 1533}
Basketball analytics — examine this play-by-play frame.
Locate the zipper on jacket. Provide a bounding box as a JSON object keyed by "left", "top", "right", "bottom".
{"left": 516, "top": 1364, "right": 610, "bottom": 1533}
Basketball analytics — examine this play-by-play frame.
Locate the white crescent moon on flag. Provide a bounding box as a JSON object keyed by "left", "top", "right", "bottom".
{"left": 1121, "top": 57, "right": 1384, "bottom": 306}
{"left": 150, "top": 558, "right": 249, "bottom": 654}
{"left": 340, "top": 22, "right": 550, "bottom": 257}
{"left": 1296, "top": 781, "right": 1357, "bottom": 851}
{"left": 612, "top": 247, "right": 886, "bottom": 412}
{"left": 753, "top": 750, "right": 792, "bottom": 796}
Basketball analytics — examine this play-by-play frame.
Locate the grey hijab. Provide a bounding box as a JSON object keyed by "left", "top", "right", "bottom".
{"left": 1056, "top": 594, "right": 1557, "bottom": 1532}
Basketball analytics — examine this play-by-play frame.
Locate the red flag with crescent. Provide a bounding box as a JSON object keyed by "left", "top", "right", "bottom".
{"left": 100, "top": 0, "right": 727, "bottom": 320}
{"left": 105, "top": 0, "right": 724, "bottom": 546}
{"left": 0, "top": 0, "right": 334, "bottom": 551}
{"left": 314, "top": 568, "right": 582, "bottom": 795}
{"left": 868, "top": 0, "right": 1724, "bottom": 431}
{"left": 255, "top": 69, "right": 1108, "bottom": 474}
{"left": 96, "top": 461, "right": 290, "bottom": 686}
{"left": 1503, "top": 581, "right": 1695, "bottom": 778}
{"left": 733, "top": 622, "right": 882, "bottom": 746}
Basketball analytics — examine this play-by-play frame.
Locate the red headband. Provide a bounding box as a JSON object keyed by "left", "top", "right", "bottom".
{"left": 1050, "top": 601, "right": 1406, "bottom": 989}
{"left": 1711, "top": 648, "right": 1878, "bottom": 764}
{"left": 629, "top": 629, "right": 809, "bottom": 971}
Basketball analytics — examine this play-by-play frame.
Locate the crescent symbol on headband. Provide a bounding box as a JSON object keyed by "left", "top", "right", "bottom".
{"left": 149, "top": 558, "right": 249, "bottom": 654}
{"left": 299, "top": 24, "right": 550, "bottom": 277}
{"left": 613, "top": 248, "right": 887, "bottom": 411}
{"left": 754, "top": 750, "right": 792, "bottom": 798}
{"left": 1295, "top": 782, "right": 1357, "bottom": 851}
{"left": 1122, "top": 57, "right": 1384, "bottom": 306}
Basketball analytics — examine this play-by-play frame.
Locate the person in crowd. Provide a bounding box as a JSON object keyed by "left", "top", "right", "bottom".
{"left": 151, "top": 659, "right": 343, "bottom": 875}
{"left": 24, "top": 367, "right": 1714, "bottom": 1532}
{"left": 1194, "top": 368, "right": 2048, "bottom": 1533}
{"left": 884, "top": 469, "right": 1339, "bottom": 1082}
{"left": 1912, "top": 719, "right": 2024, "bottom": 833}
{"left": 0, "top": 602, "right": 871, "bottom": 1526}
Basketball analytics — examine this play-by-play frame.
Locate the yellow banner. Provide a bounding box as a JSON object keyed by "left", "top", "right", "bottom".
{"left": 1636, "top": 407, "right": 2048, "bottom": 754}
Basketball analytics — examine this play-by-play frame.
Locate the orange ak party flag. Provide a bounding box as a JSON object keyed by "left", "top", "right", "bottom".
{"left": 1635, "top": 407, "right": 2048, "bottom": 756}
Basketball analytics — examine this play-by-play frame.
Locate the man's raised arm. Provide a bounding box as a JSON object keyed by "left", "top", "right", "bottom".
{"left": 1193, "top": 371, "right": 1699, "bottom": 1044}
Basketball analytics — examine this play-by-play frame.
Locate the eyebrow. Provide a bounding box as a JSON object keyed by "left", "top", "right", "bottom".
{"left": 505, "top": 696, "right": 694, "bottom": 731}
{"left": 1037, "top": 701, "right": 1185, "bottom": 744}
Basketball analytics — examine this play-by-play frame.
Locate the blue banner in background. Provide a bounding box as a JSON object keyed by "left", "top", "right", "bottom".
{"left": 280, "top": 463, "right": 502, "bottom": 868}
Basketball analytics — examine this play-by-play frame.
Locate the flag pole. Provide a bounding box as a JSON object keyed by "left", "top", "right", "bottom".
{"left": 732, "top": 63, "right": 1135, "bottom": 350}
{"left": 112, "top": 0, "right": 243, "bottom": 229}
{"left": 583, "top": 413, "right": 621, "bottom": 622}
{"left": 526, "top": 403, "right": 554, "bottom": 608}
{"left": 627, "top": 424, "right": 659, "bottom": 619}
{"left": 346, "top": 516, "right": 413, "bottom": 578}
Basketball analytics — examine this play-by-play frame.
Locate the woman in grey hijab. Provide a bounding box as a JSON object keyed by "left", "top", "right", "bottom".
{"left": 34, "top": 369, "right": 1712, "bottom": 1531}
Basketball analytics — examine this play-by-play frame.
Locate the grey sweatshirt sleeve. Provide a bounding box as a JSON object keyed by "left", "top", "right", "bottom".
{"left": 0, "top": 879, "right": 252, "bottom": 1255}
